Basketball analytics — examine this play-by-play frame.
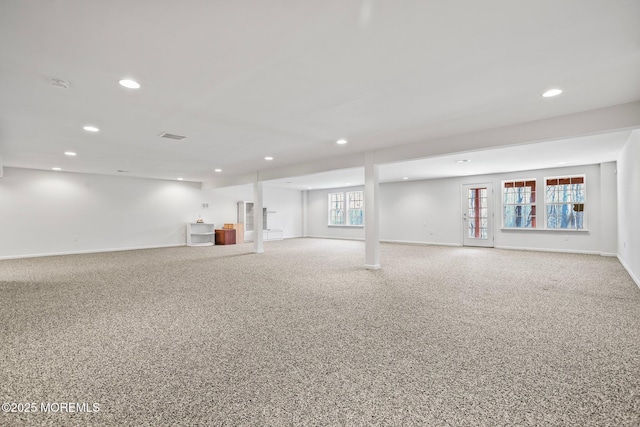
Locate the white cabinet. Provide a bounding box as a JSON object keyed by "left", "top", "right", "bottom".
{"left": 263, "top": 229, "right": 283, "bottom": 241}
{"left": 187, "top": 223, "right": 215, "bottom": 246}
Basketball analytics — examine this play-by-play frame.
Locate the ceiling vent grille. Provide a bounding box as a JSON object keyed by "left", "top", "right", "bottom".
{"left": 160, "top": 132, "right": 186, "bottom": 141}
{"left": 50, "top": 78, "right": 70, "bottom": 89}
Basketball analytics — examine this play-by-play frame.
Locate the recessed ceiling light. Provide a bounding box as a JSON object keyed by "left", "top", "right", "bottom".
{"left": 346, "top": 182, "right": 351, "bottom": 185}
{"left": 308, "top": 187, "right": 313, "bottom": 189}
{"left": 558, "top": 161, "right": 568, "bottom": 165}
{"left": 403, "top": 177, "right": 409, "bottom": 180}
{"left": 177, "top": 178, "right": 184, "bottom": 181}
{"left": 64, "top": 151, "right": 77, "bottom": 156}
{"left": 52, "top": 167, "right": 61, "bottom": 171}
{"left": 336, "top": 139, "right": 348, "bottom": 145}
{"left": 265, "top": 156, "right": 274, "bottom": 161}
{"left": 119, "top": 79, "right": 140, "bottom": 89}
{"left": 542, "top": 88, "right": 562, "bottom": 98}
{"left": 83, "top": 125, "right": 99, "bottom": 132}
{"left": 456, "top": 159, "right": 471, "bottom": 163}
{"left": 214, "top": 168, "right": 222, "bottom": 173}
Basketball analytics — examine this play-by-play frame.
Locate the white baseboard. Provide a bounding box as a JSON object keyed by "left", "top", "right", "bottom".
{"left": 599, "top": 252, "right": 618, "bottom": 257}
{"left": 305, "top": 235, "right": 365, "bottom": 241}
{"left": 306, "top": 236, "right": 614, "bottom": 255}
{"left": 0, "top": 244, "right": 185, "bottom": 260}
{"left": 381, "top": 239, "right": 462, "bottom": 247}
{"left": 617, "top": 255, "right": 640, "bottom": 290}
{"left": 494, "top": 245, "right": 601, "bottom": 255}
{"left": 305, "top": 236, "right": 464, "bottom": 247}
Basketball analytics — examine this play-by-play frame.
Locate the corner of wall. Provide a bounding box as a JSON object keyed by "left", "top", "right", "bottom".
{"left": 599, "top": 161, "right": 617, "bottom": 255}
{"left": 617, "top": 255, "right": 640, "bottom": 289}
{"left": 616, "top": 129, "right": 640, "bottom": 289}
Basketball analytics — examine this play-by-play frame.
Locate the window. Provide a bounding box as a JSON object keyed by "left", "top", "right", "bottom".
{"left": 502, "top": 180, "right": 536, "bottom": 228}
{"left": 545, "top": 176, "right": 586, "bottom": 229}
{"left": 328, "top": 190, "right": 364, "bottom": 226}
{"left": 347, "top": 191, "right": 364, "bottom": 226}
{"left": 328, "top": 192, "right": 345, "bottom": 225}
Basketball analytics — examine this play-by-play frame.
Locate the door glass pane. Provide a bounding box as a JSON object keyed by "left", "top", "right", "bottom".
{"left": 468, "top": 220, "right": 476, "bottom": 238}
{"left": 467, "top": 187, "right": 489, "bottom": 240}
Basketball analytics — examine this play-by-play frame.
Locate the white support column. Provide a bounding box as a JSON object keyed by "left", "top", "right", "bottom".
{"left": 364, "top": 151, "right": 380, "bottom": 269}
{"left": 253, "top": 180, "right": 264, "bottom": 254}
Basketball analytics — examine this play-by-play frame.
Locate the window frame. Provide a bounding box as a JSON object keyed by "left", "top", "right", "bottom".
{"left": 501, "top": 178, "right": 537, "bottom": 229}
{"left": 327, "top": 190, "right": 364, "bottom": 227}
{"left": 543, "top": 174, "right": 587, "bottom": 231}
{"left": 346, "top": 190, "right": 364, "bottom": 226}
{"left": 327, "top": 192, "right": 345, "bottom": 226}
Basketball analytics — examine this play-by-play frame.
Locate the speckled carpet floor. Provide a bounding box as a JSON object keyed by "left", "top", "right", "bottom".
{"left": 1, "top": 238, "right": 639, "bottom": 426}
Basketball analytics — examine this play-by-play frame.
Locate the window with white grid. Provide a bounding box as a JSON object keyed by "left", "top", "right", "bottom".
{"left": 328, "top": 191, "right": 364, "bottom": 226}
{"left": 347, "top": 191, "right": 364, "bottom": 226}
{"left": 502, "top": 179, "right": 537, "bottom": 228}
{"left": 545, "top": 176, "right": 586, "bottom": 230}
{"left": 328, "top": 192, "right": 345, "bottom": 226}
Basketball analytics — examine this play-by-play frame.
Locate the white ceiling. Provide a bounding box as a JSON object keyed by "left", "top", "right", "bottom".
{"left": 264, "top": 130, "right": 632, "bottom": 190}
{"left": 1, "top": 1, "right": 639, "bottom": 185}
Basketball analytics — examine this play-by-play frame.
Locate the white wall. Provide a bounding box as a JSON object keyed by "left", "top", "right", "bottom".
{"left": 219, "top": 184, "right": 303, "bottom": 239}
{"left": 262, "top": 187, "right": 303, "bottom": 238}
{"left": 306, "top": 163, "right": 616, "bottom": 255}
{"left": 4, "top": 160, "right": 623, "bottom": 261}
{"left": 599, "top": 161, "right": 618, "bottom": 256}
{"left": 0, "top": 168, "right": 302, "bottom": 259}
{"left": 379, "top": 178, "right": 461, "bottom": 247}
{"left": 617, "top": 130, "right": 640, "bottom": 286}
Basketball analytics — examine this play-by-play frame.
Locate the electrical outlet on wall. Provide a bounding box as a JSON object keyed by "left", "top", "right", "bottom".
{"left": 202, "top": 203, "right": 209, "bottom": 209}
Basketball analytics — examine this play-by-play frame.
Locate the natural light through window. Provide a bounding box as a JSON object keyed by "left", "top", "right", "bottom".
{"left": 328, "top": 193, "right": 345, "bottom": 226}
{"left": 328, "top": 191, "right": 364, "bottom": 226}
{"left": 468, "top": 188, "right": 488, "bottom": 239}
{"left": 545, "top": 176, "right": 586, "bottom": 229}
{"left": 347, "top": 191, "right": 364, "bottom": 226}
{"left": 503, "top": 180, "right": 536, "bottom": 228}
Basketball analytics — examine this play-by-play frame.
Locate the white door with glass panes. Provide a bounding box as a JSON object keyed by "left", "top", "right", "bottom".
{"left": 462, "top": 184, "right": 494, "bottom": 247}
